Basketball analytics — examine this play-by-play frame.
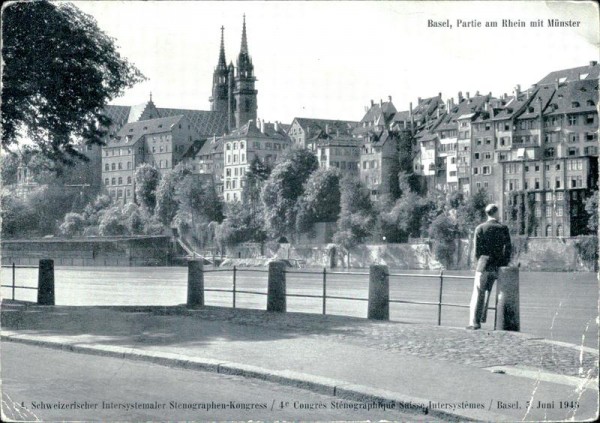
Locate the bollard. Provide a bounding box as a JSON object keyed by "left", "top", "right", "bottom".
{"left": 187, "top": 260, "right": 204, "bottom": 307}
{"left": 37, "top": 259, "right": 55, "bottom": 305}
{"left": 368, "top": 264, "right": 389, "bottom": 320}
{"left": 267, "top": 261, "right": 286, "bottom": 312}
{"left": 496, "top": 267, "right": 520, "bottom": 331}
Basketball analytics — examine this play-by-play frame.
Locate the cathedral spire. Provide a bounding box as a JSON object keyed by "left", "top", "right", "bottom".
{"left": 218, "top": 25, "right": 226, "bottom": 67}
{"left": 240, "top": 14, "right": 248, "bottom": 55}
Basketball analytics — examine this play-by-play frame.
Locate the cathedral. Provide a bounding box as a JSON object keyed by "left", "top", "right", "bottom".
{"left": 210, "top": 15, "right": 258, "bottom": 132}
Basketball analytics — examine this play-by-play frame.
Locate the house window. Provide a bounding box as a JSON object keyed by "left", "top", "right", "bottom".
{"left": 568, "top": 115, "right": 577, "bottom": 126}
{"left": 586, "top": 114, "right": 595, "bottom": 124}
{"left": 105, "top": 164, "right": 109, "bottom": 171}
{"left": 118, "top": 162, "right": 122, "bottom": 170}
{"left": 474, "top": 153, "right": 480, "bottom": 160}
{"left": 118, "top": 177, "right": 122, "bottom": 184}
{"left": 482, "top": 166, "right": 490, "bottom": 175}
{"left": 546, "top": 207, "right": 552, "bottom": 217}
{"left": 104, "top": 178, "right": 109, "bottom": 185}
{"left": 111, "top": 177, "right": 116, "bottom": 185}
{"left": 111, "top": 163, "right": 116, "bottom": 170}
{"left": 555, "top": 178, "right": 561, "bottom": 189}
{"left": 127, "top": 176, "right": 132, "bottom": 184}
{"left": 535, "top": 178, "right": 540, "bottom": 189}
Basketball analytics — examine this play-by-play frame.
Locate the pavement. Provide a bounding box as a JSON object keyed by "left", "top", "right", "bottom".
{"left": 1, "top": 300, "right": 598, "bottom": 421}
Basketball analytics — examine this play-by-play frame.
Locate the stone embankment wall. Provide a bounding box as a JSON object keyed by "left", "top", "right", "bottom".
{"left": 1, "top": 236, "right": 173, "bottom": 267}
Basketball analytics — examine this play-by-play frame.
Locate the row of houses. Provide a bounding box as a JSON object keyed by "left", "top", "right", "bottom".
{"left": 16, "top": 53, "right": 597, "bottom": 238}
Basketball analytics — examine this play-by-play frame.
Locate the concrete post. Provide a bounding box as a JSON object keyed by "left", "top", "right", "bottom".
{"left": 496, "top": 267, "right": 520, "bottom": 331}
{"left": 267, "top": 261, "right": 286, "bottom": 312}
{"left": 37, "top": 259, "right": 55, "bottom": 305}
{"left": 368, "top": 264, "right": 389, "bottom": 320}
{"left": 187, "top": 260, "right": 204, "bottom": 307}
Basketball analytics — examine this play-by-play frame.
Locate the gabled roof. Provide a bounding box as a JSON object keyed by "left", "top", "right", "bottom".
{"left": 516, "top": 86, "right": 555, "bottom": 120}
{"left": 536, "top": 62, "right": 600, "bottom": 85}
{"left": 359, "top": 101, "right": 397, "bottom": 125}
{"left": 182, "top": 139, "right": 208, "bottom": 159}
{"left": 103, "top": 105, "right": 131, "bottom": 129}
{"left": 112, "top": 115, "right": 185, "bottom": 146}
{"left": 223, "top": 120, "right": 289, "bottom": 141}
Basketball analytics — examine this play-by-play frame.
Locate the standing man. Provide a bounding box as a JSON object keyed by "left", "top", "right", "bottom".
{"left": 467, "top": 204, "right": 512, "bottom": 330}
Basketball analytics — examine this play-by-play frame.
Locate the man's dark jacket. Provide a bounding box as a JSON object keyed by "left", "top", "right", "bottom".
{"left": 474, "top": 218, "right": 512, "bottom": 270}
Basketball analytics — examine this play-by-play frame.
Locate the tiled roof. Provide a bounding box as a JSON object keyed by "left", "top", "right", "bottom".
{"left": 392, "top": 110, "right": 411, "bottom": 122}
{"left": 292, "top": 118, "right": 358, "bottom": 136}
{"left": 111, "top": 115, "right": 185, "bottom": 146}
{"left": 536, "top": 62, "right": 600, "bottom": 85}
{"left": 102, "top": 105, "right": 131, "bottom": 129}
{"left": 544, "top": 79, "right": 598, "bottom": 116}
{"left": 158, "top": 108, "right": 228, "bottom": 137}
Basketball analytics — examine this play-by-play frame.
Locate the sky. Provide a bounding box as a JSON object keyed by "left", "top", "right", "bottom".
{"left": 73, "top": 1, "right": 599, "bottom": 124}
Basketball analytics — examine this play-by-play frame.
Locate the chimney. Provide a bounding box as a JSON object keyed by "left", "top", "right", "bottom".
{"left": 260, "top": 119, "right": 265, "bottom": 133}
{"left": 409, "top": 102, "right": 413, "bottom": 118}
{"left": 466, "top": 91, "right": 470, "bottom": 99}
{"left": 513, "top": 84, "right": 521, "bottom": 97}
{"left": 418, "top": 97, "right": 422, "bottom": 104}
{"left": 484, "top": 102, "right": 489, "bottom": 112}
{"left": 590, "top": 61, "right": 598, "bottom": 66}
{"left": 370, "top": 99, "right": 374, "bottom": 107}
{"left": 458, "top": 91, "right": 463, "bottom": 102}
{"left": 475, "top": 90, "right": 480, "bottom": 96}
{"left": 438, "top": 92, "right": 442, "bottom": 98}
{"left": 274, "top": 121, "right": 279, "bottom": 132}
{"left": 379, "top": 99, "right": 383, "bottom": 107}
{"left": 388, "top": 95, "right": 392, "bottom": 102}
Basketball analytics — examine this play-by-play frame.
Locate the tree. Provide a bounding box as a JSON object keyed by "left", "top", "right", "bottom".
{"left": 585, "top": 191, "right": 598, "bottom": 233}
{"left": 455, "top": 188, "right": 489, "bottom": 236}
{"left": 59, "top": 212, "right": 85, "bottom": 237}
{"left": 134, "top": 164, "right": 161, "bottom": 213}
{"left": 2, "top": 1, "right": 145, "bottom": 165}
{"left": 428, "top": 214, "right": 457, "bottom": 269}
{"left": 261, "top": 149, "right": 319, "bottom": 238}
{"left": 379, "top": 190, "right": 428, "bottom": 242}
{"left": 0, "top": 152, "right": 20, "bottom": 185}
{"left": 333, "top": 176, "right": 376, "bottom": 249}
{"left": 155, "top": 164, "right": 193, "bottom": 226}
{"left": 295, "top": 168, "right": 342, "bottom": 234}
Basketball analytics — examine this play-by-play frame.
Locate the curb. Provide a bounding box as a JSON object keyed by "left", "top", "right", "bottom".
{"left": 1, "top": 333, "right": 508, "bottom": 422}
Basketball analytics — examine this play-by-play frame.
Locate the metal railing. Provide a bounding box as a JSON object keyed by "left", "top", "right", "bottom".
{"left": 201, "top": 265, "right": 498, "bottom": 328}
{"left": 1, "top": 263, "right": 39, "bottom": 300}
{"left": 203, "top": 266, "right": 269, "bottom": 308}
{"left": 284, "top": 268, "right": 497, "bottom": 328}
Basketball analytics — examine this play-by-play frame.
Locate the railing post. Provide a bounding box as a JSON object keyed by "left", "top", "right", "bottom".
{"left": 187, "top": 259, "right": 204, "bottom": 307}
{"left": 493, "top": 285, "right": 499, "bottom": 330}
{"left": 232, "top": 265, "right": 237, "bottom": 308}
{"left": 322, "top": 267, "right": 327, "bottom": 315}
{"left": 496, "top": 267, "right": 520, "bottom": 331}
{"left": 438, "top": 270, "right": 444, "bottom": 326}
{"left": 12, "top": 262, "right": 16, "bottom": 301}
{"left": 267, "top": 261, "right": 286, "bottom": 312}
{"left": 37, "top": 259, "right": 55, "bottom": 306}
{"left": 368, "top": 264, "right": 389, "bottom": 320}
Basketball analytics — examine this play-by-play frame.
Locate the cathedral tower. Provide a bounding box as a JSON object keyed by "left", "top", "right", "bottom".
{"left": 209, "top": 26, "right": 229, "bottom": 113}
{"left": 233, "top": 15, "right": 257, "bottom": 129}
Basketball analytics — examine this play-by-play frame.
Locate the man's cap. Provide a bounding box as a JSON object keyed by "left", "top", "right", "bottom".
{"left": 485, "top": 203, "right": 499, "bottom": 215}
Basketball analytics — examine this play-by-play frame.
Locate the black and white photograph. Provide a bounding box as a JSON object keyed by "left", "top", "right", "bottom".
{"left": 1, "top": 0, "right": 598, "bottom": 421}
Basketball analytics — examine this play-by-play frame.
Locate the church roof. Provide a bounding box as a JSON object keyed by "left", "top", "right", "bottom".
{"left": 158, "top": 108, "right": 228, "bottom": 137}
{"left": 102, "top": 102, "right": 228, "bottom": 139}
{"left": 292, "top": 118, "right": 358, "bottom": 136}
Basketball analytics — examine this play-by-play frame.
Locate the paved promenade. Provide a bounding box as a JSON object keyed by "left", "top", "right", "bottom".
{"left": 2, "top": 301, "right": 598, "bottom": 421}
